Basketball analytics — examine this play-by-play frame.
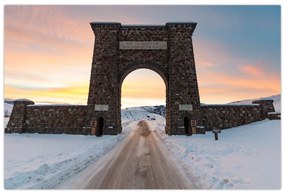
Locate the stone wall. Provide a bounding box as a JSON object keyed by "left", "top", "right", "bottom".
{"left": 25, "top": 105, "right": 89, "bottom": 134}
{"left": 201, "top": 100, "right": 276, "bottom": 130}
{"left": 6, "top": 101, "right": 91, "bottom": 134}
{"left": 6, "top": 99, "right": 277, "bottom": 135}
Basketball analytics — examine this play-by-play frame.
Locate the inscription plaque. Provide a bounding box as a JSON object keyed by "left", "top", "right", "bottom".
{"left": 119, "top": 41, "right": 167, "bottom": 50}
{"left": 179, "top": 104, "right": 193, "bottom": 111}
{"left": 94, "top": 104, "right": 109, "bottom": 111}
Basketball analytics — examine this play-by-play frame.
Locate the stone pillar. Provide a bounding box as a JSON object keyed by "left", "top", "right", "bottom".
{"left": 166, "top": 22, "right": 203, "bottom": 135}
{"left": 6, "top": 99, "right": 34, "bottom": 133}
{"left": 252, "top": 100, "right": 275, "bottom": 119}
{"left": 87, "top": 22, "right": 121, "bottom": 135}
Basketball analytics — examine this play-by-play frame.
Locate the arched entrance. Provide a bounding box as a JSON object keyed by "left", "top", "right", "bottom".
{"left": 119, "top": 63, "right": 169, "bottom": 133}
{"left": 120, "top": 68, "right": 166, "bottom": 108}
{"left": 87, "top": 22, "right": 203, "bottom": 135}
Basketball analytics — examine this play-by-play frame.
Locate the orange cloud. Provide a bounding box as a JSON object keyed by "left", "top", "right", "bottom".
{"left": 198, "top": 69, "right": 280, "bottom": 104}
{"left": 240, "top": 64, "right": 264, "bottom": 77}
{"left": 5, "top": 83, "right": 89, "bottom": 105}
{"left": 122, "top": 77, "right": 165, "bottom": 100}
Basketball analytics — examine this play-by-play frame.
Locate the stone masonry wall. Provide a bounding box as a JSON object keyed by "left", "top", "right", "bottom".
{"left": 25, "top": 105, "right": 89, "bottom": 134}
{"left": 6, "top": 99, "right": 277, "bottom": 134}
{"left": 201, "top": 100, "right": 276, "bottom": 131}
{"left": 6, "top": 102, "right": 91, "bottom": 134}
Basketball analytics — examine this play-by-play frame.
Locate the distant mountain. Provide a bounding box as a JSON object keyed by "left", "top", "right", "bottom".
{"left": 141, "top": 105, "right": 166, "bottom": 117}
{"left": 4, "top": 102, "right": 13, "bottom": 117}
{"left": 229, "top": 94, "right": 280, "bottom": 112}
{"left": 4, "top": 98, "right": 14, "bottom": 105}
{"left": 121, "top": 107, "right": 165, "bottom": 122}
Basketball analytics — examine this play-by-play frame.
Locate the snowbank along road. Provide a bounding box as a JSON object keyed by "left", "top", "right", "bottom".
{"left": 58, "top": 120, "right": 199, "bottom": 189}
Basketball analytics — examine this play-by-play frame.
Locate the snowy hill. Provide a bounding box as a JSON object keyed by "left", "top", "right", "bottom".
{"left": 141, "top": 105, "right": 166, "bottom": 116}
{"left": 121, "top": 106, "right": 164, "bottom": 122}
{"left": 229, "top": 94, "right": 281, "bottom": 112}
{"left": 4, "top": 102, "right": 14, "bottom": 117}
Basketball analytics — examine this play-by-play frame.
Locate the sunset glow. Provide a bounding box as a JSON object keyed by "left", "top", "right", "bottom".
{"left": 121, "top": 69, "right": 166, "bottom": 108}
{"left": 4, "top": 5, "right": 281, "bottom": 107}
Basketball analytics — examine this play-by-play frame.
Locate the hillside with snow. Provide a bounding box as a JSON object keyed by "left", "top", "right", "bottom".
{"left": 4, "top": 102, "right": 13, "bottom": 117}
{"left": 122, "top": 106, "right": 165, "bottom": 121}
{"left": 228, "top": 94, "right": 281, "bottom": 112}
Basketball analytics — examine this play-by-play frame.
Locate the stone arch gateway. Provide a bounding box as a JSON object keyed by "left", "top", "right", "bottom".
{"left": 7, "top": 21, "right": 276, "bottom": 136}
{"left": 87, "top": 22, "right": 203, "bottom": 135}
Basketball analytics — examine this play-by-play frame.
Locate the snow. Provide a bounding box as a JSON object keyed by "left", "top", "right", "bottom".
{"left": 121, "top": 106, "right": 163, "bottom": 122}
{"left": 4, "top": 118, "right": 10, "bottom": 128}
{"left": 154, "top": 119, "right": 281, "bottom": 189}
{"left": 4, "top": 123, "right": 132, "bottom": 189}
{"left": 3, "top": 94, "right": 282, "bottom": 189}
{"left": 4, "top": 102, "right": 13, "bottom": 116}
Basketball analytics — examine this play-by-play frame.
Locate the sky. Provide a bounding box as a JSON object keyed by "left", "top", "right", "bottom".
{"left": 4, "top": 5, "right": 281, "bottom": 107}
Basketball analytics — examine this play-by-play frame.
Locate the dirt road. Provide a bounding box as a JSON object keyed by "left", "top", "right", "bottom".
{"left": 58, "top": 120, "right": 198, "bottom": 189}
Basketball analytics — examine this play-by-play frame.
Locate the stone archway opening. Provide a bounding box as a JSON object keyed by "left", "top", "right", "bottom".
{"left": 121, "top": 68, "right": 166, "bottom": 108}
{"left": 120, "top": 68, "right": 167, "bottom": 131}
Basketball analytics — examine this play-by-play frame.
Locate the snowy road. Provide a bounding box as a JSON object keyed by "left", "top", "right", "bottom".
{"left": 58, "top": 120, "right": 199, "bottom": 189}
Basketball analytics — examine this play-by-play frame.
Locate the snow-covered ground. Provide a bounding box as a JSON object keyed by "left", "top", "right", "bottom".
{"left": 3, "top": 94, "right": 281, "bottom": 189}
{"left": 4, "top": 122, "right": 133, "bottom": 189}
{"left": 153, "top": 119, "right": 281, "bottom": 189}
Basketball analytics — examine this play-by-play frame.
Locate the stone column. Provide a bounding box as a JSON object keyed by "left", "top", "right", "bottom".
{"left": 87, "top": 22, "right": 121, "bottom": 135}
{"left": 166, "top": 22, "right": 203, "bottom": 135}
{"left": 6, "top": 99, "right": 34, "bottom": 133}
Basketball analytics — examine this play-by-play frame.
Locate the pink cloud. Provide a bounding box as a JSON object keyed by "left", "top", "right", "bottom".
{"left": 240, "top": 64, "right": 265, "bottom": 77}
